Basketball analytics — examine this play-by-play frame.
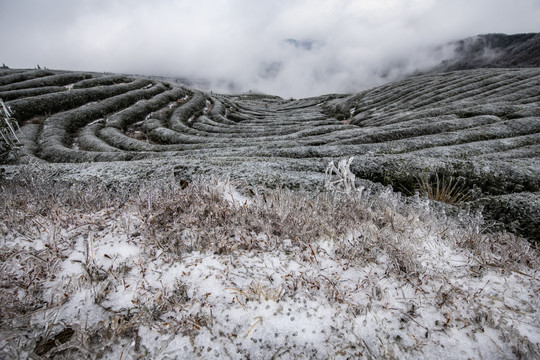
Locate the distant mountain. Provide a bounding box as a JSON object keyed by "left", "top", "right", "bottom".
{"left": 284, "top": 39, "right": 317, "bottom": 51}
{"left": 434, "top": 33, "right": 540, "bottom": 71}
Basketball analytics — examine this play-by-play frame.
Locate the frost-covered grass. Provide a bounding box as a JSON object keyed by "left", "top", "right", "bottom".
{"left": 1, "top": 171, "right": 539, "bottom": 359}
{"left": 0, "top": 98, "right": 20, "bottom": 160}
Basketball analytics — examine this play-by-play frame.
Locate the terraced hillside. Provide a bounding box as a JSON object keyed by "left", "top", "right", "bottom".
{"left": 1, "top": 67, "right": 539, "bottom": 240}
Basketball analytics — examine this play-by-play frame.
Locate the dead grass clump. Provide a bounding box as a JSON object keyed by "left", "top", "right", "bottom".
{"left": 416, "top": 173, "right": 473, "bottom": 204}
{"left": 0, "top": 247, "right": 51, "bottom": 320}
{"left": 227, "top": 282, "right": 284, "bottom": 310}
{"left": 139, "top": 177, "right": 433, "bottom": 282}
{"left": 0, "top": 173, "right": 136, "bottom": 356}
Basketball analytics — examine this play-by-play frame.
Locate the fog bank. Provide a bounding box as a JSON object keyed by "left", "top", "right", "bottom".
{"left": 1, "top": 0, "right": 539, "bottom": 98}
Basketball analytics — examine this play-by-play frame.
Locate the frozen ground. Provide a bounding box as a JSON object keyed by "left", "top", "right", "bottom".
{"left": 1, "top": 170, "right": 538, "bottom": 359}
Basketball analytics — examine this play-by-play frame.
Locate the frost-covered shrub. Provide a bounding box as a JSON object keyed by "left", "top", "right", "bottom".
{"left": 324, "top": 157, "right": 356, "bottom": 194}
{"left": 0, "top": 69, "right": 53, "bottom": 87}
{"left": 0, "top": 98, "right": 20, "bottom": 162}
{"left": 7, "top": 79, "right": 154, "bottom": 121}
{"left": 0, "top": 86, "right": 65, "bottom": 101}
{"left": 0, "top": 73, "right": 91, "bottom": 92}
{"left": 168, "top": 91, "right": 206, "bottom": 129}
{"left": 105, "top": 84, "right": 178, "bottom": 129}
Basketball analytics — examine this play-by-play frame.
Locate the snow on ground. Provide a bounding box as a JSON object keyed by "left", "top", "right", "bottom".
{"left": 0, "top": 176, "right": 539, "bottom": 359}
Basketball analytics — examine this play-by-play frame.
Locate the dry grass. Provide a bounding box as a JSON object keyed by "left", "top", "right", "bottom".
{"left": 227, "top": 282, "right": 284, "bottom": 309}
{"left": 415, "top": 173, "right": 473, "bottom": 204}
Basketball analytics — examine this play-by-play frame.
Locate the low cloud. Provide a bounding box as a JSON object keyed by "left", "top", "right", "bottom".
{"left": 1, "top": 0, "right": 539, "bottom": 98}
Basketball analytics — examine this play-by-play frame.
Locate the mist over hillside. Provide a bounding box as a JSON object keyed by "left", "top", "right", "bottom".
{"left": 432, "top": 33, "right": 540, "bottom": 71}
{"left": 132, "top": 33, "right": 540, "bottom": 96}
{"left": 3, "top": 0, "right": 540, "bottom": 98}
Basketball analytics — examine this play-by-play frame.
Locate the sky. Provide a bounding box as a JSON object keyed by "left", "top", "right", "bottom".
{"left": 1, "top": 0, "right": 539, "bottom": 98}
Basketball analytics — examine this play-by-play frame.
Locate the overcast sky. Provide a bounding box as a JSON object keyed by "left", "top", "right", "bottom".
{"left": 1, "top": 0, "right": 539, "bottom": 98}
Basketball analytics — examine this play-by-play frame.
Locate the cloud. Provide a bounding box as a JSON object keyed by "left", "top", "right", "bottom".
{"left": 1, "top": 0, "right": 540, "bottom": 98}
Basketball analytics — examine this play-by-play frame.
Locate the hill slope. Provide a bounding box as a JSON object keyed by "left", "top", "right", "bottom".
{"left": 434, "top": 33, "right": 540, "bottom": 71}
{"left": 1, "top": 66, "right": 539, "bottom": 358}
{"left": 1, "top": 67, "right": 539, "bottom": 240}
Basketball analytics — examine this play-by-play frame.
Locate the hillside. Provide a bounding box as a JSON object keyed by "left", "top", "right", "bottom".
{"left": 1, "top": 67, "right": 539, "bottom": 240}
{"left": 434, "top": 33, "right": 540, "bottom": 71}
{"left": 1, "top": 66, "right": 539, "bottom": 358}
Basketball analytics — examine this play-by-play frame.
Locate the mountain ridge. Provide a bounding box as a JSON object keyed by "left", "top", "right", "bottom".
{"left": 432, "top": 32, "right": 540, "bottom": 71}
